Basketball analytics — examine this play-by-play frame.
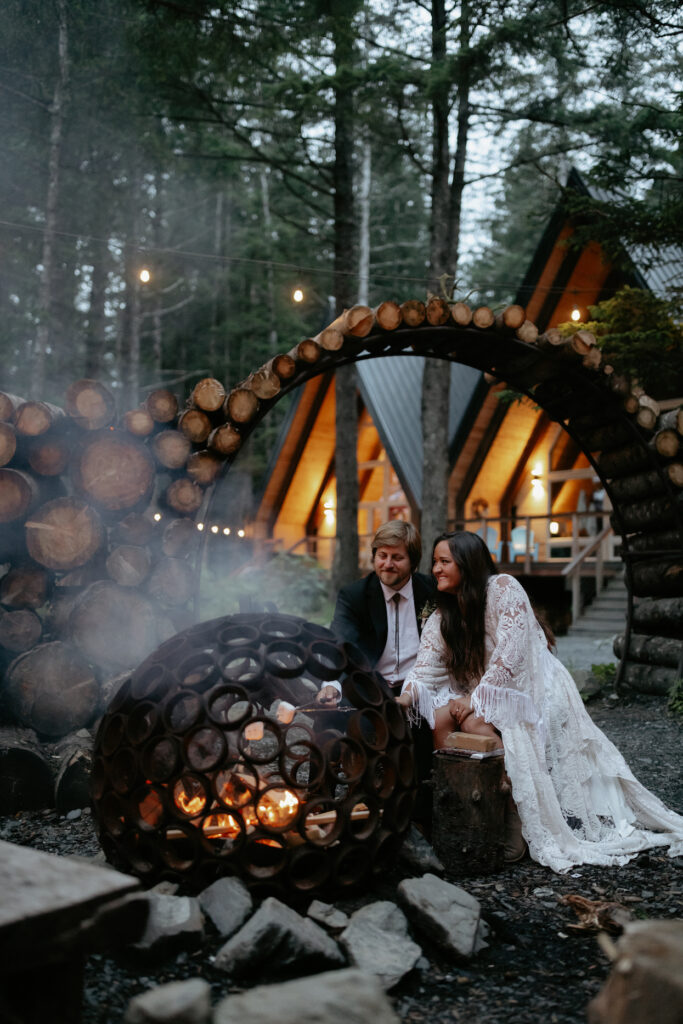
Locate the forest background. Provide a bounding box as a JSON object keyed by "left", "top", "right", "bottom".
{"left": 1, "top": 0, "right": 681, "bottom": 588}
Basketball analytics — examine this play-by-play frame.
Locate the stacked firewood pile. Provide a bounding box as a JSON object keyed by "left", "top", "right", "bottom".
{"left": 599, "top": 403, "right": 683, "bottom": 694}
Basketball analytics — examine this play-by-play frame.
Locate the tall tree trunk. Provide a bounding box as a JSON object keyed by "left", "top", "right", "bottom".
{"left": 358, "top": 147, "right": 371, "bottom": 305}
{"left": 120, "top": 189, "right": 141, "bottom": 410}
{"left": 260, "top": 169, "right": 278, "bottom": 352}
{"left": 332, "top": 7, "right": 360, "bottom": 593}
{"left": 33, "top": 0, "right": 69, "bottom": 398}
{"left": 420, "top": 0, "right": 471, "bottom": 570}
{"left": 84, "top": 190, "right": 109, "bottom": 379}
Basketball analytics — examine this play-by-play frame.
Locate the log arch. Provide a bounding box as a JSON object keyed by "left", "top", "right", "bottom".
{"left": 193, "top": 301, "right": 683, "bottom": 693}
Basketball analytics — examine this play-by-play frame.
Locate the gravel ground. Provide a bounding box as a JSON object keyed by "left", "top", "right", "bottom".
{"left": 2, "top": 692, "right": 682, "bottom": 1024}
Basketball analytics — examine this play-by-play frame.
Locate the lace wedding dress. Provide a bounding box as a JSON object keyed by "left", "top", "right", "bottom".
{"left": 402, "top": 573, "right": 683, "bottom": 872}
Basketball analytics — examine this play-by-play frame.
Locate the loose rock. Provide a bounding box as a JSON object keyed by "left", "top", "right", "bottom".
{"left": 307, "top": 900, "right": 349, "bottom": 931}
{"left": 124, "top": 978, "right": 212, "bottom": 1024}
{"left": 198, "top": 876, "right": 253, "bottom": 938}
{"left": 214, "top": 896, "right": 345, "bottom": 981}
{"left": 131, "top": 895, "right": 204, "bottom": 959}
{"left": 397, "top": 873, "right": 481, "bottom": 957}
{"left": 339, "top": 901, "right": 421, "bottom": 989}
{"left": 398, "top": 825, "right": 445, "bottom": 876}
{"left": 214, "top": 967, "right": 400, "bottom": 1024}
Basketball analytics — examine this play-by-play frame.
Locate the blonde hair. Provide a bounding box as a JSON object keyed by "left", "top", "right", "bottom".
{"left": 371, "top": 521, "right": 421, "bottom": 571}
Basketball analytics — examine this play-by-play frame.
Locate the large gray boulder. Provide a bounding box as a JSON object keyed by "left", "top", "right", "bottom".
{"left": 397, "top": 873, "right": 481, "bottom": 957}
{"left": 214, "top": 967, "right": 400, "bottom": 1024}
{"left": 339, "top": 901, "right": 422, "bottom": 989}
{"left": 214, "top": 896, "right": 345, "bottom": 981}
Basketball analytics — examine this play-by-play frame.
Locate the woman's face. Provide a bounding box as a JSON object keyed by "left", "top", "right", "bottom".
{"left": 432, "top": 540, "right": 462, "bottom": 594}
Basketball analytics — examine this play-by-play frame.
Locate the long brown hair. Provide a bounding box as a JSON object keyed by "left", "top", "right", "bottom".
{"left": 432, "top": 531, "right": 497, "bottom": 687}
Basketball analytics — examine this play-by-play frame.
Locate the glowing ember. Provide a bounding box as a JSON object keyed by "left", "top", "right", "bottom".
{"left": 173, "top": 777, "right": 206, "bottom": 816}
{"left": 256, "top": 787, "right": 300, "bottom": 828}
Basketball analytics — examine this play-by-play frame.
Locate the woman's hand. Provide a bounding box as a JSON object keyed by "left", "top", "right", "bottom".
{"left": 449, "top": 695, "right": 473, "bottom": 727}
{"left": 395, "top": 691, "right": 413, "bottom": 707}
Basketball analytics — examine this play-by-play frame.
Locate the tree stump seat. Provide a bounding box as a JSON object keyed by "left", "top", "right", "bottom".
{"left": 431, "top": 736, "right": 507, "bottom": 876}
{"left": 0, "top": 839, "right": 147, "bottom": 1024}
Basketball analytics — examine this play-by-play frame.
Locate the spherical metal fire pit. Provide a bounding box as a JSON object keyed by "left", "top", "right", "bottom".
{"left": 92, "top": 613, "right": 416, "bottom": 897}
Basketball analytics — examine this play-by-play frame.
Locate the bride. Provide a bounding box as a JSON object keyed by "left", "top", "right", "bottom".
{"left": 396, "top": 531, "right": 683, "bottom": 871}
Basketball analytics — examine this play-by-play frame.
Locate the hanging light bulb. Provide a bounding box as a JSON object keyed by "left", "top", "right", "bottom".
{"left": 139, "top": 268, "right": 151, "bottom": 284}
{"left": 292, "top": 287, "right": 304, "bottom": 303}
{"left": 570, "top": 307, "right": 581, "bottom": 322}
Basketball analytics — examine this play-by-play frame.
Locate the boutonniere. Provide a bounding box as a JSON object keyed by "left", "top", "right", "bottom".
{"left": 418, "top": 600, "right": 436, "bottom": 632}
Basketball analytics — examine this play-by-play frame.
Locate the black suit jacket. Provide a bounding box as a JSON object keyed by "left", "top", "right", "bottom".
{"left": 330, "top": 571, "right": 436, "bottom": 667}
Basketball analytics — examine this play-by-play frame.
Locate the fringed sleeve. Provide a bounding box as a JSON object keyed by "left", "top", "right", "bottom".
{"left": 401, "top": 611, "right": 459, "bottom": 728}
{"left": 471, "top": 575, "right": 545, "bottom": 735}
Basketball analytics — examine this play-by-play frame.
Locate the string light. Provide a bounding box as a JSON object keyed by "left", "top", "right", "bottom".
{"left": 210, "top": 525, "right": 219, "bottom": 534}
{"left": 223, "top": 527, "right": 231, "bottom": 535}
{"left": 292, "top": 287, "right": 304, "bottom": 303}
{"left": 197, "top": 522, "right": 204, "bottom": 531}
{"left": 237, "top": 529, "right": 245, "bottom": 538}
{"left": 153, "top": 512, "right": 162, "bottom": 522}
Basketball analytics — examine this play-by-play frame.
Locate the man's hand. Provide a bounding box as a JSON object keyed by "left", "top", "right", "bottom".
{"left": 316, "top": 685, "right": 341, "bottom": 705}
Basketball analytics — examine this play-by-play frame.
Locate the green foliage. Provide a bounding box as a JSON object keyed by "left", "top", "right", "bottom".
{"left": 667, "top": 678, "right": 683, "bottom": 722}
{"left": 201, "top": 553, "right": 334, "bottom": 625}
{"left": 559, "top": 287, "right": 683, "bottom": 398}
{"left": 590, "top": 662, "right": 617, "bottom": 688}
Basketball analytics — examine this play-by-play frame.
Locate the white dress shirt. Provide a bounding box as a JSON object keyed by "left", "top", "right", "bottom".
{"left": 375, "top": 577, "right": 420, "bottom": 685}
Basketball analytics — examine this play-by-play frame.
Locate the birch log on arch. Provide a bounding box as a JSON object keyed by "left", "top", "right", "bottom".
{"left": 191, "top": 377, "right": 226, "bottom": 413}
{"left": 631, "top": 558, "right": 683, "bottom": 599}
{"left": 243, "top": 366, "right": 281, "bottom": 399}
{"left": 314, "top": 326, "right": 345, "bottom": 352}
{"left": 374, "top": 300, "right": 402, "bottom": 331}
{"left": 0, "top": 469, "right": 39, "bottom": 522}
{"left": 613, "top": 633, "right": 681, "bottom": 668}
{"left": 620, "top": 528, "right": 682, "bottom": 556}
{"left": 123, "top": 406, "right": 155, "bottom": 438}
{"left": 225, "top": 386, "right": 260, "bottom": 424}
{"left": 186, "top": 450, "right": 222, "bottom": 486}
{"left": 631, "top": 596, "right": 683, "bottom": 637}
{"left": 636, "top": 395, "right": 661, "bottom": 432}
{"left": 177, "top": 408, "right": 212, "bottom": 444}
{"left": 608, "top": 465, "right": 682, "bottom": 503}
{"left": 659, "top": 407, "right": 683, "bottom": 435}
{"left": 105, "top": 545, "right": 152, "bottom": 587}
{"left": 13, "top": 401, "right": 64, "bottom": 437}
{"left": 515, "top": 320, "right": 539, "bottom": 344}
{"left": 27, "top": 434, "right": 70, "bottom": 476}
{"left": 146, "top": 388, "right": 179, "bottom": 423}
{"left": 3, "top": 641, "right": 99, "bottom": 737}
{"left": 25, "top": 497, "right": 104, "bottom": 571}
{"left": 64, "top": 379, "right": 116, "bottom": 430}
{"left": 264, "top": 353, "right": 296, "bottom": 381}
{"left": 612, "top": 491, "right": 683, "bottom": 534}
{"left": 68, "top": 580, "right": 165, "bottom": 671}
{"left": 450, "top": 301, "right": 472, "bottom": 326}
{"left": 0, "top": 566, "right": 49, "bottom": 609}
{"left": 287, "top": 338, "right": 322, "bottom": 365}
{"left": 426, "top": 297, "right": 451, "bottom": 326}
{"left": 151, "top": 429, "right": 192, "bottom": 470}
{"left": 325, "top": 304, "right": 374, "bottom": 338}
{"left": 208, "top": 423, "right": 243, "bottom": 457}
{"left": 652, "top": 428, "right": 680, "bottom": 459}
{"left": 71, "top": 431, "right": 155, "bottom": 511}
{"left": 400, "top": 299, "right": 426, "bottom": 327}
{"left": 165, "top": 477, "right": 204, "bottom": 515}
{"left": 0, "top": 422, "right": 17, "bottom": 467}
{"left": 472, "top": 306, "right": 495, "bottom": 330}
{"left": 496, "top": 304, "right": 526, "bottom": 330}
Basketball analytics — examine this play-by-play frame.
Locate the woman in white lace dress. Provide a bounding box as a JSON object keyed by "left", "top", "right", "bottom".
{"left": 396, "top": 531, "right": 683, "bottom": 872}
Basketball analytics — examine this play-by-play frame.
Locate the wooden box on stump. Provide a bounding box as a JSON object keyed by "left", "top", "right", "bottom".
{"left": 432, "top": 734, "right": 506, "bottom": 876}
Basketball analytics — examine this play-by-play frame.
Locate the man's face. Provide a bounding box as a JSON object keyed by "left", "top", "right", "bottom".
{"left": 373, "top": 542, "right": 412, "bottom": 591}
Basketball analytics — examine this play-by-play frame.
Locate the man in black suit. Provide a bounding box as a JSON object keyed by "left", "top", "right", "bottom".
{"left": 322, "top": 520, "right": 436, "bottom": 828}
{"left": 323, "top": 520, "right": 435, "bottom": 693}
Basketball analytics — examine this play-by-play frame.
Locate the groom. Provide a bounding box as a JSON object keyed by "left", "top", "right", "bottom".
{"left": 324, "top": 521, "right": 436, "bottom": 828}
{"left": 325, "top": 520, "right": 436, "bottom": 690}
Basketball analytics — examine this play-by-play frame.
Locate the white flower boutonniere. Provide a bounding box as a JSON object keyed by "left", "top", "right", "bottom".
{"left": 418, "top": 600, "right": 436, "bottom": 633}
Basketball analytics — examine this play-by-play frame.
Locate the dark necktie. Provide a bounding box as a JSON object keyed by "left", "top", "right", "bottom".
{"left": 392, "top": 592, "right": 401, "bottom": 677}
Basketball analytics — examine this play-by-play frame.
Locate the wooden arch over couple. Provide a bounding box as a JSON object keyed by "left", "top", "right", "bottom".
{"left": 195, "top": 296, "right": 683, "bottom": 693}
